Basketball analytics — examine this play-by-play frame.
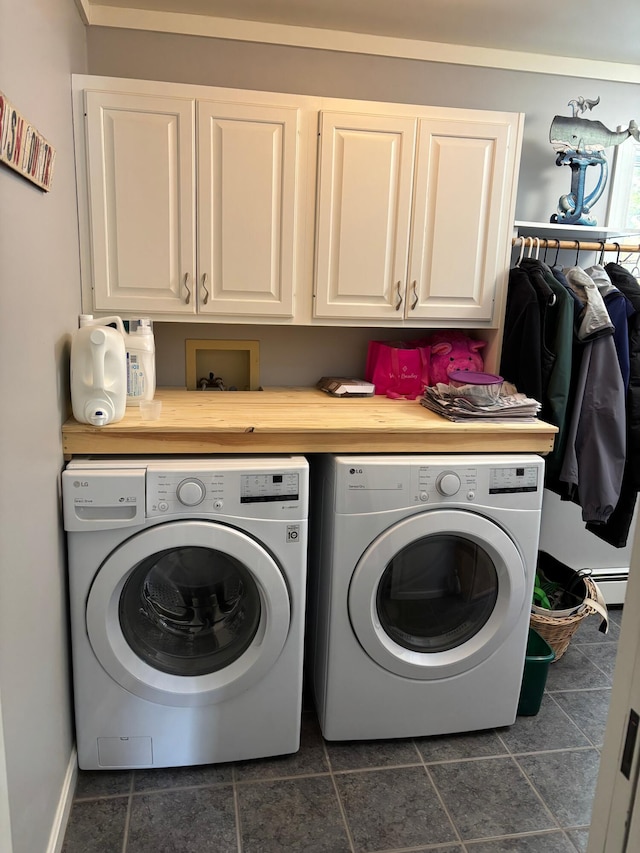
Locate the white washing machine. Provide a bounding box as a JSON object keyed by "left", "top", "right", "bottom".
{"left": 62, "top": 456, "right": 308, "bottom": 770}
{"left": 308, "top": 454, "right": 544, "bottom": 741}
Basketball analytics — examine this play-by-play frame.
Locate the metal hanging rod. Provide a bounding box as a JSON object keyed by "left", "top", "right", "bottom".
{"left": 511, "top": 235, "right": 640, "bottom": 254}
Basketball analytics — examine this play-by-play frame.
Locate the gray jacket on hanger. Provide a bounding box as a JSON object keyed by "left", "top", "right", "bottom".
{"left": 558, "top": 266, "right": 626, "bottom": 524}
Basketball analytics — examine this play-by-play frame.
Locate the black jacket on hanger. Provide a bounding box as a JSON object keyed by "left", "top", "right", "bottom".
{"left": 500, "top": 266, "right": 543, "bottom": 403}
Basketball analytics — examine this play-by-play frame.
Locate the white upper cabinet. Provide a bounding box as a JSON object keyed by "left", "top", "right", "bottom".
{"left": 84, "top": 91, "right": 197, "bottom": 314}
{"left": 77, "top": 80, "right": 309, "bottom": 322}
{"left": 197, "top": 101, "right": 299, "bottom": 317}
{"left": 313, "top": 108, "right": 522, "bottom": 326}
{"left": 75, "top": 77, "right": 523, "bottom": 327}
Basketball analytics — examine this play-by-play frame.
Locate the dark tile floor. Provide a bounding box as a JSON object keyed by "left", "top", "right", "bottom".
{"left": 62, "top": 607, "right": 622, "bottom": 853}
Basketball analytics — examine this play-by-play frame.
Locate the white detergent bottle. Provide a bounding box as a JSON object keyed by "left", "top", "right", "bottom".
{"left": 125, "top": 318, "right": 156, "bottom": 405}
{"left": 70, "top": 316, "right": 127, "bottom": 426}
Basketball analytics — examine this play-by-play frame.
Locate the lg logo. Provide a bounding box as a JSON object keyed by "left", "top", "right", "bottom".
{"left": 73, "top": 480, "right": 89, "bottom": 488}
{"left": 349, "top": 468, "right": 363, "bottom": 475}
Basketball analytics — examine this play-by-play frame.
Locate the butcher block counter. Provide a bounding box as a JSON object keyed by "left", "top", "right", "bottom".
{"left": 62, "top": 388, "right": 557, "bottom": 457}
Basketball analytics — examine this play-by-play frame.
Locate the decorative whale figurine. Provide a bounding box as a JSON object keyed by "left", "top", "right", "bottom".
{"left": 550, "top": 115, "right": 640, "bottom": 154}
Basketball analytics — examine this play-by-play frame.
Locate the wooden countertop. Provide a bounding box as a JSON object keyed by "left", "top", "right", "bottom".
{"left": 62, "top": 388, "right": 557, "bottom": 456}
{"left": 62, "top": 388, "right": 557, "bottom": 457}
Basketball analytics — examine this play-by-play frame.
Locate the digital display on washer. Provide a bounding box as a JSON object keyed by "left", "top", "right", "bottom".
{"left": 489, "top": 466, "right": 539, "bottom": 494}
{"left": 240, "top": 473, "right": 299, "bottom": 503}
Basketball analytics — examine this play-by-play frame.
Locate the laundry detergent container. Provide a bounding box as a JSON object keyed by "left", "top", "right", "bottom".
{"left": 70, "top": 322, "right": 127, "bottom": 426}
{"left": 517, "top": 628, "right": 555, "bottom": 716}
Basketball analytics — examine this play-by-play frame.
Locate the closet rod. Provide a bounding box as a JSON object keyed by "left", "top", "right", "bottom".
{"left": 511, "top": 236, "right": 640, "bottom": 254}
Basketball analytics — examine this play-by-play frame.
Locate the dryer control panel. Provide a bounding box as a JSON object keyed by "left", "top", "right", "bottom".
{"left": 333, "top": 454, "right": 544, "bottom": 514}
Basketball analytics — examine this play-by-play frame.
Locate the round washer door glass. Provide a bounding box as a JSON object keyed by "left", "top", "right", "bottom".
{"left": 86, "top": 520, "right": 291, "bottom": 707}
{"left": 119, "top": 545, "right": 261, "bottom": 677}
{"left": 348, "top": 509, "right": 528, "bottom": 680}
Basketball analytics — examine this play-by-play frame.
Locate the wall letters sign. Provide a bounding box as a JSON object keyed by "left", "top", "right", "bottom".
{"left": 0, "top": 91, "right": 56, "bottom": 191}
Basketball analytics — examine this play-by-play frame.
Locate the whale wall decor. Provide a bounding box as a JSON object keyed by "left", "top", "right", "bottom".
{"left": 549, "top": 96, "right": 639, "bottom": 226}
{"left": 550, "top": 116, "right": 640, "bottom": 155}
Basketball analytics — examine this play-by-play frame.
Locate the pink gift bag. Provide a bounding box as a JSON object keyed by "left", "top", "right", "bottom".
{"left": 365, "top": 340, "right": 430, "bottom": 399}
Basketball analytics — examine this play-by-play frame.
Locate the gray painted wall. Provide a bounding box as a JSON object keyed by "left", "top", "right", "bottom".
{"left": 0, "top": 1, "right": 86, "bottom": 851}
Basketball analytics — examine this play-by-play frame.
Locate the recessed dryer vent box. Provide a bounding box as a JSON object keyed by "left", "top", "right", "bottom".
{"left": 185, "top": 339, "right": 260, "bottom": 391}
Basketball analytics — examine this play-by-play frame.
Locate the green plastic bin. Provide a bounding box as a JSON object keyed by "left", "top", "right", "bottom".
{"left": 517, "top": 628, "right": 556, "bottom": 716}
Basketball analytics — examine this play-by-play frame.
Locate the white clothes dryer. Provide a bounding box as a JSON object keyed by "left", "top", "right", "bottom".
{"left": 307, "top": 454, "right": 544, "bottom": 741}
{"left": 62, "top": 456, "right": 308, "bottom": 770}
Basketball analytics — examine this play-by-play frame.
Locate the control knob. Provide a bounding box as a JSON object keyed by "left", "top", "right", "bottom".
{"left": 436, "top": 472, "right": 461, "bottom": 497}
{"left": 176, "top": 478, "right": 206, "bottom": 506}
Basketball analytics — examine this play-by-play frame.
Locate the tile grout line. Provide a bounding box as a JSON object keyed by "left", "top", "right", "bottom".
{"left": 546, "top": 690, "right": 605, "bottom": 750}
{"left": 120, "top": 772, "right": 135, "bottom": 853}
{"left": 231, "top": 765, "right": 243, "bottom": 853}
{"left": 509, "top": 751, "right": 568, "bottom": 831}
{"left": 322, "top": 738, "right": 357, "bottom": 853}
{"left": 414, "top": 738, "right": 465, "bottom": 849}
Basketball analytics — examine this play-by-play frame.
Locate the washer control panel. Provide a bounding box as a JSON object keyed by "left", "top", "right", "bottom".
{"left": 240, "top": 473, "right": 300, "bottom": 504}
{"left": 147, "top": 468, "right": 300, "bottom": 516}
{"left": 489, "top": 465, "right": 540, "bottom": 494}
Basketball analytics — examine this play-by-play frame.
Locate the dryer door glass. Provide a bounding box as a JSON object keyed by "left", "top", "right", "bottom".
{"left": 348, "top": 508, "right": 528, "bottom": 680}
{"left": 376, "top": 534, "right": 498, "bottom": 652}
{"left": 119, "top": 546, "right": 261, "bottom": 676}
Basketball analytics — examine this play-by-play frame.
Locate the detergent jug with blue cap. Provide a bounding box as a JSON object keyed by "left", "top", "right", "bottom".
{"left": 70, "top": 315, "right": 127, "bottom": 426}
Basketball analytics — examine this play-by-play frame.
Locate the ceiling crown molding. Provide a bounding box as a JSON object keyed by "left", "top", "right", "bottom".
{"left": 77, "top": 1, "right": 640, "bottom": 85}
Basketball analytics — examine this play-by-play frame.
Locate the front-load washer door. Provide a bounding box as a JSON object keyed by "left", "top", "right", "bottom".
{"left": 348, "top": 509, "right": 528, "bottom": 680}
{"left": 86, "top": 520, "right": 290, "bottom": 706}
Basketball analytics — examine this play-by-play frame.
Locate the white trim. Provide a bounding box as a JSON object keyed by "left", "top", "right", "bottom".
{"left": 606, "top": 131, "right": 640, "bottom": 231}
{"left": 46, "top": 749, "right": 78, "bottom": 853}
{"left": 74, "top": 0, "right": 90, "bottom": 26}
{"left": 0, "top": 690, "right": 13, "bottom": 853}
{"left": 81, "top": 5, "right": 640, "bottom": 84}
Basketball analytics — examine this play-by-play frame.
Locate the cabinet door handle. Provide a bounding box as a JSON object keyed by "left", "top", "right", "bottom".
{"left": 411, "top": 280, "right": 418, "bottom": 310}
{"left": 201, "top": 272, "right": 209, "bottom": 305}
{"left": 183, "top": 272, "right": 191, "bottom": 305}
{"left": 395, "top": 281, "right": 403, "bottom": 311}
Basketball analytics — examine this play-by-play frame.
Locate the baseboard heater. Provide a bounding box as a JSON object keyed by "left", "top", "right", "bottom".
{"left": 589, "top": 568, "right": 629, "bottom": 606}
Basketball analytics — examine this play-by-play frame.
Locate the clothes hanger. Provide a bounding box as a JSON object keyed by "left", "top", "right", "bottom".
{"left": 598, "top": 241, "right": 606, "bottom": 265}
{"left": 553, "top": 239, "right": 561, "bottom": 267}
{"left": 574, "top": 240, "right": 581, "bottom": 267}
{"left": 533, "top": 237, "right": 541, "bottom": 259}
{"left": 515, "top": 236, "right": 529, "bottom": 267}
{"left": 613, "top": 242, "right": 621, "bottom": 264}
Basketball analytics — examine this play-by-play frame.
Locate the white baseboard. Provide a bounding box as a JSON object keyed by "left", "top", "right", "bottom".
{"left": 47, "top": 748, "right": 77, "bottom": 853}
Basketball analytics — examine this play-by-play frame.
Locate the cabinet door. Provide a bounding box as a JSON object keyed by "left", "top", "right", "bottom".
{"left": 84, "top": 91, "right": 196, "bottom": 314}
{"left": 408, "top": 117, "right": 513, "bottom": 321}
{"left": 314, "top": 112, "right": 417, "bottom": 320}
{"left": 197, "top": 102, "right": 300, "bottom": 317}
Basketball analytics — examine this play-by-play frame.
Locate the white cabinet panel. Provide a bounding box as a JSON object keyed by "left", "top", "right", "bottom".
{"left": 85, "top": 91, "right": 196, "bottom": 314}
{"left": 409, "top": 118, "right": 512, "bottom": 321}
{"left": 314, "top": 112, "right": 416, "bottom": 320}
{"left": 197, "top": 102, "right": 299, "bottom": 317}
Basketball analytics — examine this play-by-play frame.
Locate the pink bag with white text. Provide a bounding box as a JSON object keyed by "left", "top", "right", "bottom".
{"left": 365, "top": 340, "right": 430, "bottom": 399}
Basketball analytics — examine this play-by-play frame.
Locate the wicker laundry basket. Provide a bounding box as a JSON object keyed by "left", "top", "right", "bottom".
{"left": 530, "top": 575, "right": 608, "bottom": 661}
